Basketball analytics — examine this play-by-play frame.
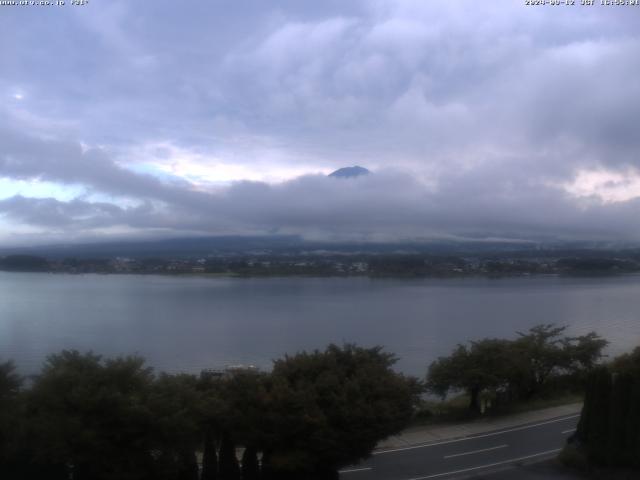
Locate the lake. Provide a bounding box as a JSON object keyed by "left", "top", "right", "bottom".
{"left": 1, "top": 272, "right": 639, "bottom": 376}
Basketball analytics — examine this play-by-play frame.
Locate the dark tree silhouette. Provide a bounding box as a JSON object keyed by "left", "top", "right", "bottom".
{"left": 240, "top": 446, "right": 260, "bottom": 480}
{"left": 576, "top": 347, "right": 640, "bottom": 469}
{"left": 218, "top": 431, "right": 240, "bottom": 480}
{"left": 261, "top": 344, "right": 418, "bottom": 477}
{"left": 201, "top": 429, "right": 218, "bottom": 480}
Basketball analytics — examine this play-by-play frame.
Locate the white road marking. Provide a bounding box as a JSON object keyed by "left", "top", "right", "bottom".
{"left": 561, "top": 428, "right": 576, "bottom": 434}
{"left": 339, "top": 467, "right": 373, "bottom": 474}
{"left": 443, "top": 444, "right": 507, "bottom": 459}
{"left": 406, "top": 448, "right": 562, "bottom": 480}
{"left": 374, "top": 414, "right": 579, "bottom": 455}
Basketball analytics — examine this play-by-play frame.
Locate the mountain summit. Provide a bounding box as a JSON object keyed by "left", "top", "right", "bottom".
{"left": 328, "top": 166, "right": 370, "bottom": 178}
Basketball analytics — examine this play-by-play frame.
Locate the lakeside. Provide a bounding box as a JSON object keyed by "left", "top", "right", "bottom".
{"left": 3, "top": 252, "right": 640, "bottom": 278}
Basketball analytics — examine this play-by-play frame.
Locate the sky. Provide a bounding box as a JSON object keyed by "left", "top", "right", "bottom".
{"left": 1, "top": 0, "right": 640, "bottom": 246}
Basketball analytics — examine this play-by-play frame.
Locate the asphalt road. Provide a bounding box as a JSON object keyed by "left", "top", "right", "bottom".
{"left": 339, "top": 414, "right": 579, "bottom": 480}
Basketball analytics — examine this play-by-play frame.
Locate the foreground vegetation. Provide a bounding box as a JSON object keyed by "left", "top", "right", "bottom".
{"left": 0, "top": 345, "right": 419, "bottom": 480}
{"left": 561, "top": 346, "right": 640, "bottom": 476}
{"left": 0, "top": 325, "right": 625, "bottom": 479}
{"left": 426, "top": 324, "right": 607, "bottom": 414}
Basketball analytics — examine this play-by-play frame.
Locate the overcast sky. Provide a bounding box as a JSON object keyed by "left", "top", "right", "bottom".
{"left": 1, "top": 0, "right": 639, "bottom": 246}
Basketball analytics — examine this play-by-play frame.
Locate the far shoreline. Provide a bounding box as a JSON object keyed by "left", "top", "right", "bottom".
{"left": 3, "top": 268, "right": 640, "bottom": 281}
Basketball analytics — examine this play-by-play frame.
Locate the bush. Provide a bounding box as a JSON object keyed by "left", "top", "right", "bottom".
{"left": 558, "top": 444, "right": 589, "bottom": 472}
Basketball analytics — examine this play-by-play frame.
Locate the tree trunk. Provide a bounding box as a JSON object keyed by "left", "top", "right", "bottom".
{"left": 177, "top": 449, "right": 199, "bottom": 480}
{"left": 240, "top": 446, "right": 260, "bottom": 480}
{"left": 218, "top": 432, "right": 240, "bottom": 480}
{"left": 260, "top": 451, "right": 273, "bottom": 480}
{"left": 201, "top": 430, "right": 218, "bottom": 480}
{"left": 468, "top": 386, "right": 481, "bottom": 413}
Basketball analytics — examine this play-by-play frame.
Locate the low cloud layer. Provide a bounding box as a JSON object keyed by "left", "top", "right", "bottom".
{"left": 1, "top": 1, "right": 640, "bottom": 245}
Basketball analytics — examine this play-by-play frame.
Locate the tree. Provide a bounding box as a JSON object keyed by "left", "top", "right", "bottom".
{"left": 511, "top": 324, "right": 568, "bottom": 398}
{"left": 25, "top": 351, "right": 156, "bottom": 480}
{"left": 201, "top": 429, "right": 218, "bottom": 480}
{"left": 147, "top": 372, "right": 209, "bottom": 480}
{"left": 198, "top": 368, "right": 266, "bottom": 480}
{"left": 427, "top": 339, "right": 512, "bottom": 412}
{"left": 0, "top": 360, "right": 21, "bottom": 399}
{"left": 176, "top": 450, "right": 199, "bottom": 480}
{"left": 241, "top": 446, "right": 260, "bottom": 480}
{"left": 261, "top": 344, "right": 419, "bottom": 478}
{"left": 512, "top": 325, "right": 607, "bottom": 399}
{"left": 575, "top": 347, "right": 640, "bottom": 469}
{"left": 610, "top": 346, "right": 640, "bottom": 374}
{"left": 563, "top": 332, "right": 609, "bottom": 372}
{"left": 218, "top": 431, "right": 240, "bottom": 480}
{"left": 427, "top": 325, "right": 608, "bottom": 410}
{"left": 0, "top": 255, "right": 49, "bottom": 272}
{"left": 575, "top": 366, "right": 612, "bottom": 464}
{"left": 198, "top": 371, "right": 228, "bottom": 480}
{"left": 0, "top": 361, "right": 23, "bottom": 478}
{"left": 217, "top": 369, "right": 269, "bottom": 450}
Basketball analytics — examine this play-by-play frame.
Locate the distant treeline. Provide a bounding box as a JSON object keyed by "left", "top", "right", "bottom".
{"left": 0, "top": 345, "right": 419, "bottom": 480}
{"left": 2, "top": 252, "right": 640, "bottom": 277}
{"left": 0, "top": 255, "right": 49, "bottom": 272}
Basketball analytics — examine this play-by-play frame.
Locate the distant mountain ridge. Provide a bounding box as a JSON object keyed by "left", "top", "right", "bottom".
{"left": 1, "top": 234, "right": 634, "bottom": 260}
{"left": 328, "top": 166, "right": 370, "bottom": 178}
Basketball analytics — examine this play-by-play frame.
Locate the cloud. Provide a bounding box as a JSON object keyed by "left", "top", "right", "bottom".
{"left": 0, "top": 195, "right": 134, "bottom": 228}
{"left": 1, "top": 1, "right": 640, "bottom": 245}
{"left": 2, "top": 130, "right": 640, "bottom": 245}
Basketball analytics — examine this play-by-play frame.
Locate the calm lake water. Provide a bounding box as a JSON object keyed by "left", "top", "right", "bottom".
{"left": 1, "top": 272, "right": 640, "bottom": 376}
